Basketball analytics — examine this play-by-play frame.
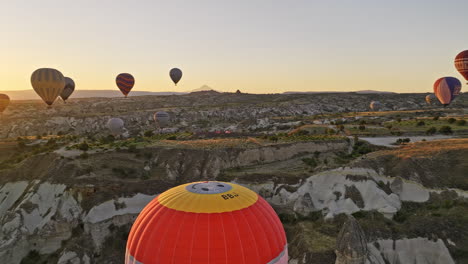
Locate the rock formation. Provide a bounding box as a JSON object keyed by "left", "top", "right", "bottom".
{"left": 335, "top": 215, "right": 368, "bottom": 264}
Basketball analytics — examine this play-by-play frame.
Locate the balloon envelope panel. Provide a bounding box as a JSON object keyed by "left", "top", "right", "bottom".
{"left": 433, "top": 77, "right": 462, "bottom": 105}
{"left": 425, "top": 94, "right": 436, "bottom": 105}
{"left": 154, "top": 111, "right": 170, "bottom": 127}
{"left": 0, "top": 94, "right": 10, "bottom": 113}
{"left": 455, "top": 50, "right": 468, "bottom": 81}
{"left": 370, "top": 101, "right": 382, "bottom": 111}
{"left": 116, "top": 73, "right": 135, "bottom": 96}
{"left": 126, "top": 181, "right": 288, "bottom": 264}
{"left": 107, "top": 118, "right": 125, "bottom": 136}
{"left": 31, "top": 68, "right": 65, "bottom": 106}
{"left": 61, "top": 77, "right": 75, "bottom": 101}
{"left": 169, "top": 68, "right": 182, "bottom": 85}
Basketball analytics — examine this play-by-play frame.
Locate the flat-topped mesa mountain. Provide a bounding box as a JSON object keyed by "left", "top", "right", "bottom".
{"left": 0, "top": 92, "right": 466, "bottom": 139}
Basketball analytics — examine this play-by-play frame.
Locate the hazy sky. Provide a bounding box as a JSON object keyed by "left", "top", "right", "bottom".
{"left": 1, "top": 0, "right": 467, "bottom": 94}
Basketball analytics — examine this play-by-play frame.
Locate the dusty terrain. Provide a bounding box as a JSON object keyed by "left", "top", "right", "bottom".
{"left": 0, "top": 91, "right": 467, "bottom": 264}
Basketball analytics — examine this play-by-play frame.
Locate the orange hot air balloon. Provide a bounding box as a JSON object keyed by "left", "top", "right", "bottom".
{"left": 455, "top": 50, "right": 468, "bottom": 84}
{"left": 0, "top": 94, "right": 10, "bottom": 114}
{"left": 126, "top": 181, "right": 288, "bottom": 264}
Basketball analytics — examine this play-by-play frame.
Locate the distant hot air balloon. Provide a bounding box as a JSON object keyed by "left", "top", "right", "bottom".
{"left": 433, "top": 77, "right": 462, "bottom": 107}
{"left": 31, "top": 68, "right": 65, "bottom": 107}
{"left": 154, "top": 111, "right": 170, "bottom": 128}
{"left": 116, "top": 73, "right": 135, "bottom": 97}
{"left": 455, "top": 50, "right": 468, "bottom": 84}
{"left": 370, "top": 101, "right": 382, "bottom": 111}
{"left": 125, "top": 181, "right": 288, "bottom": 264}
{"left": 169, "top": 68, "right": 182, "bottom": 86}
{"left": 0, "top": 94, "right": 10, "bottom": 114}
{"left": 425, "top": 94, "right": 436, "bottom": 105}
{"left": 107, "top": 118, "right": 125, "bottom": 136}
{"left": 60, "top": 77, "right": 75, "bottom": 103}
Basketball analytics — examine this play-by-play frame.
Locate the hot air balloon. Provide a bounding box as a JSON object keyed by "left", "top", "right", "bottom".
{"left": 169, "top": 68, "right": 182, "bottom": 86}
{"left": 60, "top": 77, "right": 75, "bottom": 103}
{"left": 455, "top": 50, "right": 468, "bottom": 84}
{"left": 116, "top": 73, "right": 135, "bottom": 97}
{"left": 370, "top": 101, "right": 382, "bottom": 111}
{"left": 107, "top": 118, "right": 125, "bottom": 136}
{"left": 0, "top": 94, "right": 10, "bottom": 114}
{"left": 126, "top": 181, "right": 288, "bottom": 264}
{"left": 433, "top": 77, "right": 462, "bottom": 107}
{"left": 154, "top": 111, "right": 170, "bottom": 128}
{"left": 31, "top": 68, "right": 65, "bottom": 107}
{"left": 425, "top": 94, "right": 436, "bottom": 105}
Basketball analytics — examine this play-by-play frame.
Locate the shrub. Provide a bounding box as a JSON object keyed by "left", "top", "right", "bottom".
{"left": 144, "top": 130, "right": 154, "bottom": 137}
{"left": 426, "top": 127, "right": 437, "bottom": 135}
{"left": 396, "top": 118, "right": 402, "bottom": 123}
{"left": 77, "top": 142, "right": 89, "bottom": 151}
{"left": 433, "top": 116, "right": 439, "bottom": 121}
{"left": 358, "top": 124, "right": 366, "bottom": 131}
{"left": 456, "top": 120, "right": 466, "bottom": 126}
{"left": 302, "top": 157, "right": 318, "bottom": 169}
{"left": 439, "top": 126, "right": 453, "bottom": 135}
{"left": 127, "top": 144, "right": 138, "bottom": 153}
{"left": 416, "top": 121, "right": 425, "bottom": 127}
{"left": 36, "top": 135, "right": 42, "bottom": 140}
{"left": 79, "top": 152, "right": 89, "bottom": 159}
{"left": 166, "top": 135, "right": 177, "bottom": 140}
{"left": 395, "top": 138, "right": 411, "bottom": 145}
{"left": 447, "top": 118, "right": 456, "bottom": 124}
{"left": 268, "top": 135, "right": 278, "bottom": 142}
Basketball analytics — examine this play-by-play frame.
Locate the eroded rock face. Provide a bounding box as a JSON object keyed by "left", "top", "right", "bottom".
{"left": 367, "top": 238, "right": 455, "bottom": 264}
{"left": 335, "top": 215, "right": 368, "bottom": 264}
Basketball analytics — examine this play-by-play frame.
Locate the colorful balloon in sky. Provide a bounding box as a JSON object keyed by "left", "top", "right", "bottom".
{"left": 0, "top": 94, "right": 10, "bottom": 114}
{"left": 433, "top": 77, "right": 462, "bottom": 106}
{"left": 126, "top": 181, "right": 288, "bottom": 264}
{"left": 154, "top": 111, "right": 170, "bottom": 128}
{"left": 31, "top": 68, "right": 65, "bottom": 107}
{"left": 60, "top": 77, "right": 75, "bottom": 102}
{"left": 169, "top": 68, "right": 183, "bottom": 86}
{"left": 116, "top": 73, "right": 135, "bottom": 97}
{"left": 454, "top": 50, "right": 468, "bottom": 83}
{"left": 370, "top": 101, "right": 382, "bottom": 111}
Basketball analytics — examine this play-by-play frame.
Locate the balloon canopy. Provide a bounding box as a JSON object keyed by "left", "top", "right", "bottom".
{"left": 125, "top": 181, "right": 288, "bottom": 264}
{"left": 169, "top": 68, "right": 182, "bottom": 86}
{"left": 0, "top": 94, "right": 10, "bottom": 113}
{"left": 455, "top": 50, "right": 468, "bottom": 82}
{"left": 154, "top": 111, "right": 170, "bottom": 128}
{"left": 433, "top": 77, "right": 462, "bottom": 106}
{"left": 370, "top": 101, "right": 382, "bottom": 111}
{"left": 425, "top": 94, "right": 436, "bottom": 105}
{"left": 61, "top": 77, "right": 75, "bottom": 101}
{"left": 107, "top": 118, "right": 125, "bottom": 136}
{"left": 116, "top": 73, "right": 135, "bottom": 97}
{"left": 31, "top": 68, "right": 65, "bottom": 106}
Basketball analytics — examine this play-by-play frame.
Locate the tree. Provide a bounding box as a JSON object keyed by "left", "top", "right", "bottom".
{"left": 447, "top": 118, "right": 456, "bottom": 124}
{"left": 439, "top": 126, "right": 453, "bottom": 135}
{"left": 426, "top": 127, "right": 437, "bottom": 135}
{"left": 456, "top": 120, "right": 466, "bottom": 126}
{"left": 416, "top": 121, "right": 425, "bottom": 127}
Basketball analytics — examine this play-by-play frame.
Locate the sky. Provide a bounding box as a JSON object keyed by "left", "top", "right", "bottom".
{"left": 1, "top": 0, "right": 467, "bottom": 94}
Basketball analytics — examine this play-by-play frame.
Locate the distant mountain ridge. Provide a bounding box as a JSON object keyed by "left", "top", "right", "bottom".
{"left": 284, "top": 90, "right": 396, "bottom": 94}
{"left": 0, "top": 90, "right": 186, "bottom": 100}
{"left": 2, "top": 88, "right": 398, "bottom": 100}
